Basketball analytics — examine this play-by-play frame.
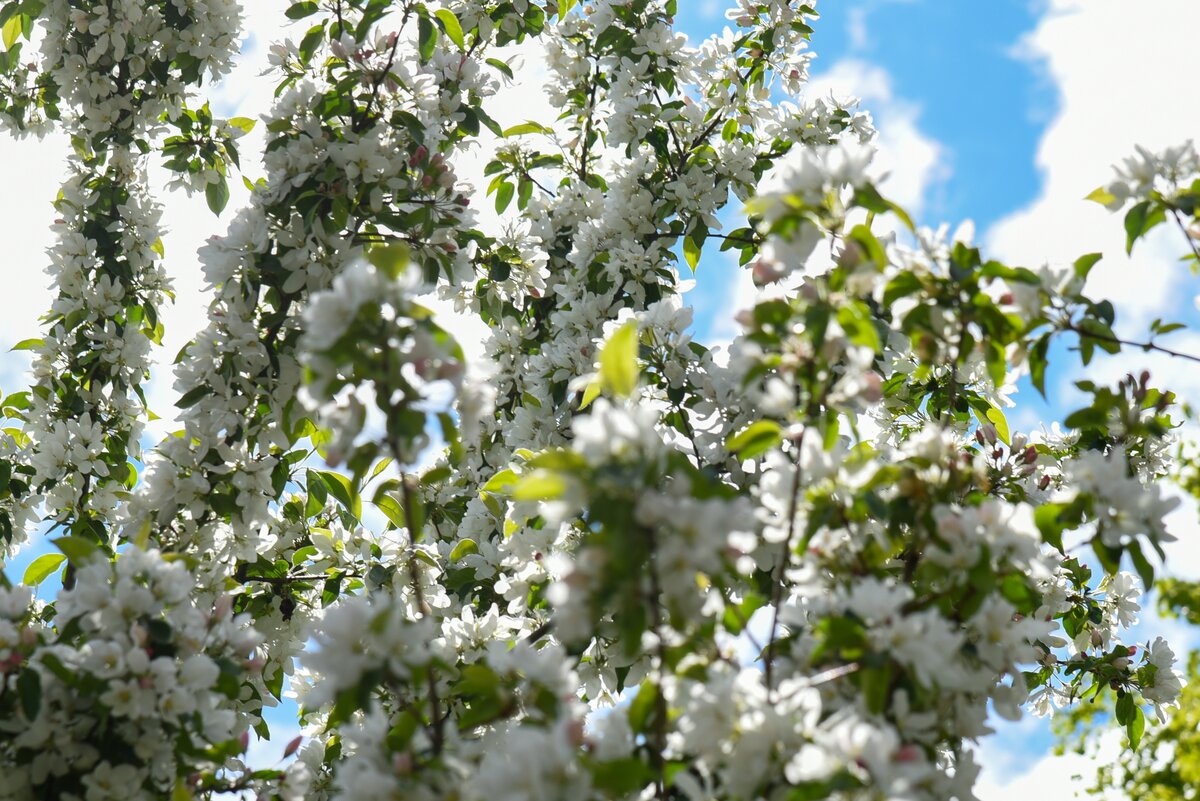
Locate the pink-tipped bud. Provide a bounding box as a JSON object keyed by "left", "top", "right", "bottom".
{"left": 239, "top": 730, "right": 251, "bottom": 753}
{"left": 566, "top": 718, "right": 586, "bottom": 746}
{"left": 284, "top": 735, "right": 303, "bottom": 758}
{"left": 751, "top": 258, "right": 786, "bottom": 287}
{"left": 1024, "top": 445, "right": 1038, "bottom": 464}
{"left": 1038, "top": 474, "right": 1052, "bottom": 491}
{"left": 409, "top": 145, "right": 428, "bottom": 167}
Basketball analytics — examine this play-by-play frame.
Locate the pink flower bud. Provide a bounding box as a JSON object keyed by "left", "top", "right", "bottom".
{"left": 751, "top": 258, "right": 786, "bottom": 286}
{"left": 284, "top": 735, "right": 303, "bottom": 758}
{"left": 239, "top": 730, "right": 251, "bottom": 753}
{"left": 981, "top": 423, "right": 997, "bottom": 445}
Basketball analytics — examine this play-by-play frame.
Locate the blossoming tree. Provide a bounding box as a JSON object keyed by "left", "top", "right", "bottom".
{"left": 0, "top": 1, "right": 1191, "bottom": 799}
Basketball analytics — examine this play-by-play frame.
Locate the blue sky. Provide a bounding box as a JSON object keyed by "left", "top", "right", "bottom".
{"left": 1, "top": 0, "right": 1198, "bottom": 792}
{"left": 683, "top": 1, "right": 1052, "bottom": 229}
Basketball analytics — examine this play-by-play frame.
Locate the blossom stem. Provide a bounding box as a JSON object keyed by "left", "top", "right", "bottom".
{"left": 764, "top": 424, "right": 806, "bottom": 695}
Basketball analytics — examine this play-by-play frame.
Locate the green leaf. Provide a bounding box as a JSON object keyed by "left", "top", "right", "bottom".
{"left": 368, "top": 457, "right": 393, "bottom": 482}
{"left": 486, "top": 57, "right": 514, "bottom": 79}
{"left": 1, "top": 15, "right": 20, "bottom": 49}
{"left": 577, "top": 379, "right": 601, "bottom": 410}
{"left": 984, "top": 406, "right": 1010, "bottom": 446}
{"left": 366, "top": 242, "right": 410, "bottom": 279}
{"left": 1029, "top": 334, "right": 1050, "bottom": 398}
{"left": 1085, "top": 186, "right": 1117, "bottom": 206}
{"left": 375, "top": 494, "right": 406, "bottom": 529}
{"left": 1124, "top": 199, "right": 1166, "bottom": 254}
{"left": 317, "top": 470, "right": 361, "bottom": 519}
{"left": 433, "top": 9, "right": 465, "bottom": 48}
{"left": 9, "top": 338, "right": 42, "bottom": 352}
{"left": 285, "top": 1, "right": 319, "bottom": 19}
{"left": 1073, "top": 252, "right": 1103, "bottom": 281}
{"left": 598, "top": 321, "right": 639, "bottom": 398}
{"left": 227, "top": 116, "right": 256, "bottom": 134}
{"left": 52, "top": 536, "right": 101, "bottom": 566}
{"left": 17, "top": 668, "right": 40, "bottom": 720}
{"left": 502, "top": 121, "right": 552, "bottom": 137}
{"left": 627, "top": 680, "right": 659, "bottom": 734}
{"left": 22, "top": 553, "right": 65, "bottom": 586}
{"left": 1127, "top": 704, "right": 1145, "bottom": 750}
{"left": 494, "top": 181, "right": 514, "bottom": 214}
{"left": 417, "top": 14, "right": 436, "bottom": 62}
{"left": 205, "top": 177, "right": 230, "bottom": 215}
{"left": 171, "top": 778, "right": 196, "bottom": 801}
{"left": 1127, "top": 542, "right": 1155, "bottom": 593}
{"left": 683, "top": 235, "right": 701, "bottom": 270}
{"left": 481, "top": 468, "right": 518, "bottom": 495}
{"left": 175, "top": 384, "right": 211, "bottom": 409}
{"left": 726, "top": 420, "right": 783, "bottom": 459}
{"left": 1034, "top": 503, "right": 1067, "bottom": 553}
{"left": 298, "top": 23, "right": 326, "bottom": 63}
{"left": 450, "top": 539, "right": 478, "bottom": 563}
{"left": 511, "top": 470, "right": 567, "bottom": 501}
{"left": 1115, "top": 691, "right": 1134, "bottom": 726}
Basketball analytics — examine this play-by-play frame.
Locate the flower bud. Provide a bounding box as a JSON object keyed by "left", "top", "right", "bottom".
{"left": 284, "top": 735, "right": 303, "bottom": 758}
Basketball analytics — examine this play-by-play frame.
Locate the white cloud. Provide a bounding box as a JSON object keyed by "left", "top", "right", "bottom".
{"left": 974, "top": 727, "right": 1123, "bottom": 801}
{"left": 806, "top": 59, "right": 947, "bottom": 216}
{"left": 0, "top": 132, "right": 69, "bottom": 354}
{"left": 846, "top": 7, "right": 870, "bottom": 51}
{"left": 986, "top": 0, "right": 1200, "bottom": 329}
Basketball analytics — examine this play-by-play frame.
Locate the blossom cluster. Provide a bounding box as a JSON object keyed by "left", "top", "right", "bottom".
{"left": 0, "top": 548, "right": 261, "bottom": 799}
{"left": 0, "top": 2, "right": 1190, "bottom": 800}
